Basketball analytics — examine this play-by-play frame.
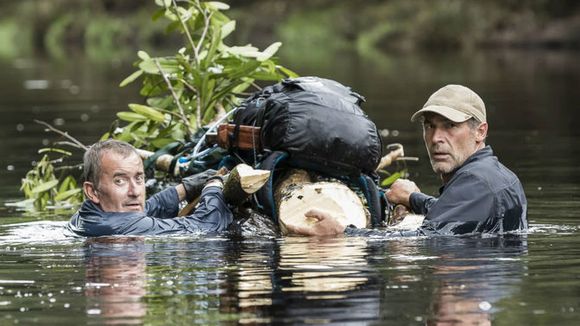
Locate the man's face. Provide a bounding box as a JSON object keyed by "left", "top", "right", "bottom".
{"left": 88, "top": 151, "right": 146, "bottom": 212}
{"left": 422, "top": 113, "right": 486, "bottom": 178}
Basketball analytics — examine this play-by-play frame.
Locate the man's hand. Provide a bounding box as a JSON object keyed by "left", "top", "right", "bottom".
{"left": 285, "top": 209, "right": 347, "bottom": 236}
{"left": 181, "top": 169, "right": 217, "bottom": 201}
{"left": 386, "top": 179, "right": 421, "bottom": 208}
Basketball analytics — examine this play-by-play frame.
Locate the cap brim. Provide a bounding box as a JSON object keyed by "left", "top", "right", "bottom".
{"left": 410, "top": 105, "right": 472, "bottom": 123}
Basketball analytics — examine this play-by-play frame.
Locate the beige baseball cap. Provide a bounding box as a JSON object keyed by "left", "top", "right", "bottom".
{"left": 410, "top": 84, "right": 486, "bottom": 123}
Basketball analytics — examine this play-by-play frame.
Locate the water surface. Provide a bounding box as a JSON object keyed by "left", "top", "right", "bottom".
{"left": 1, "top": 49, "right": 580, "bottom": 324}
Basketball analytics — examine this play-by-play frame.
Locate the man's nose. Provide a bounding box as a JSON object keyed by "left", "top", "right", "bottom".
{"left": 430, "top": 127, "right": 445, "bottom": 143}
{"left": 127, "top": 180, "right": 143, "bottom": 196}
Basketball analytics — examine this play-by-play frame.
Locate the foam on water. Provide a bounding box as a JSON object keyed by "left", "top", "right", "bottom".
{"left": 0, "top": 221, "right": 78, "bottom": 245}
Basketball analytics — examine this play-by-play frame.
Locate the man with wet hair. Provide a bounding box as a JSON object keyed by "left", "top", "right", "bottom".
{"left": 291, "top": 84, "right": 527, "bottom": 236}
{"left": 68, "top": 139, "right": 233, "bottom": 236}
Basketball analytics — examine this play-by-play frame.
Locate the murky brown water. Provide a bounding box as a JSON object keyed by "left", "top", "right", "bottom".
{"left": 1, "top": 48, "right": 580, "bottom": 324}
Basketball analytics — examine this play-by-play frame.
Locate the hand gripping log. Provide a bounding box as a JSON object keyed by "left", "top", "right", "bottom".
{"left": 136, "top": 149, "right": 270, "bottom": 216}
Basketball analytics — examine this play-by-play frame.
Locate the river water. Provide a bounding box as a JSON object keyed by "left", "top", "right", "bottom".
{"left": 1, "top": 48, "right": 580, "bottom": 324}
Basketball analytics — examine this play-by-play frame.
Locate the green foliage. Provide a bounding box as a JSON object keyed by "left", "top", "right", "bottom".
{"left": 112, "top": 0, "right": 297, "bottom": 150}
{"left": 18, "top": 0, "right": 297, "bottom": 211}
{"left": 380, "top": 169, "right": 408, "bottom": 187}
{"left": 18, "top": 154, "right": 82, "bottom": 211}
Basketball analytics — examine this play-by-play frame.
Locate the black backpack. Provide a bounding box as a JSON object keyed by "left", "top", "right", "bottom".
{"left": 228, "top": 77, "right": 385, "bottom": 225}
{"left": 233, "top": 77, "right": 382, "bottom": 174}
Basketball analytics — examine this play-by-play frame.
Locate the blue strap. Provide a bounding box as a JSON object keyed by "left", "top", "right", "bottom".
{"left": 255, "top": 151, "right": 289, "bottom": 221}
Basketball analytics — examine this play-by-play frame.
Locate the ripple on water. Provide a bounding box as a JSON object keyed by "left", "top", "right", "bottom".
{"left": 0, "top": 221, "right": 79, "bottom": 245}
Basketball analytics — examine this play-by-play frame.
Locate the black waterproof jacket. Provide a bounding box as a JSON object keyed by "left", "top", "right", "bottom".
{"left": 346, "top": 146, "right": 527, "bottom": 237}
{"left": 67, "top": 186, "right": 233, "bottom": 237}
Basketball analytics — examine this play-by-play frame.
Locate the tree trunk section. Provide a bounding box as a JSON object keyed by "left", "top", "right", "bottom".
{"left": 275, "top": 169, "right": 369, "bottom": 235}
{"left": 223, "top": 164, "right": 271, "bottom": 206}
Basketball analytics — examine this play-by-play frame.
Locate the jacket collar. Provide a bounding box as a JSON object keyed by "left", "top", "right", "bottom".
{"left": 439, "top": 145, "right": 493, "bottom": 193}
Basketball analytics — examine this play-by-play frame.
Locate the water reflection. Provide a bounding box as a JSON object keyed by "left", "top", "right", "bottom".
{"left": 422, "top": 236, "right": 528, "bottom": 325}
{"left": 83, "top": 237, "right": 147, "bottom": 324}
{"left": 279, "top": 237, "right": 369, "bottom": 295}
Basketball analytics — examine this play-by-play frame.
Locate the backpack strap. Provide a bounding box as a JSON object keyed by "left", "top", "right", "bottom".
{"left": 358, "top": 174, "right": 384, "bottom": 227}
{"left": 255, "top": 151, "right": 289, "bottom": 221}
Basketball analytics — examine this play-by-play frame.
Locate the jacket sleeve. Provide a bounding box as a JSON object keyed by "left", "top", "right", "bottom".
{"left": 119, "top": 186, "right": 233, "bottom": 235}
{"left": 419, "top": 173, "right": 496, "bottom": 235}
{"left": 145, "top": 187, "right": 181, "bottom": 219}
{"left": 409, "top": 192, "right": 438, "bottom": 215}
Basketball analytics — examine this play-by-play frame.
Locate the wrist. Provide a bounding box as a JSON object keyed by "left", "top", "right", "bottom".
{"left": 204, "top": 178, "right": 224, "bottom": 189}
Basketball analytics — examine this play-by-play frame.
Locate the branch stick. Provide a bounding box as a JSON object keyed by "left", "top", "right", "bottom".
{"left": 34, "top": 120, "right": 88, "bottom": 151}
{"left": 153, "top": 59, "right": 193, "bottom": 139}
{"left": 172, "top": 0, "right": 199, "bottom": 63}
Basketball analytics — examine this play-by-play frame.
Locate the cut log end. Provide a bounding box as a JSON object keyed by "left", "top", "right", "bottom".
{"left": 223, "top": 164, "right": 270, "bottom": 206}
{"left": 276, "top": 173, "right": 369, "bottom": 235}
{"left": 235, "top": 164, "right": 271, "bottom": 193}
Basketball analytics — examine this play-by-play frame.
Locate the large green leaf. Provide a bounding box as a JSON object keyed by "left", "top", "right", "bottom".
{"left": 226, "top": 45, "right": 260, "bottom": 57}
{"left": 54, "top": 188, "right": 82, "bottom": 201}
{"left": 117, "top": 111, "right": 148, "bottom": 122}
{"left": 139, "top": 58, "right": 181, "bottom": 74}
{"left": 147, "top": 96, "right": 174, "bottom": 110}
{"left": 31, "top": 180, "right": 59, "bottom": 194}
{"left": 221, "top": 20, "right": 235, "bottom": 39}
{"left": 120, "top": 70, "right": 144, "bottom": 87}
{"left": 207, "top": 2, "right": 230, "bottom": 10}
{"left": 128, "top": 104, "right": 166, "bottom": 123}
{"left": 138, "top": 50, "right": 150, "bottom": 60}
{"left": 256, "top": 42, "right": 281, "bottom": 62}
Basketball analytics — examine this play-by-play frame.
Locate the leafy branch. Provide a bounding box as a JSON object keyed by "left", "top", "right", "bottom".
{"left": 113, "top": 0, "right": 297, "bottom": 150}
{"left": 16, "top": 120, "right": 87, "bottom": 210}
{"left": 18, "top": 0, "right": 298, "bottom": 211}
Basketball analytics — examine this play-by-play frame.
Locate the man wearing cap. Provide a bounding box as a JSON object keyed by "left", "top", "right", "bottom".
{"left": 67, "top": 139, "right": 233, "bottom": 237}
{"left": 386, "top": 84, "right": 527, "bottom": 235}
{"left": 289, "top": 84, "right": 527, "bottom": 236}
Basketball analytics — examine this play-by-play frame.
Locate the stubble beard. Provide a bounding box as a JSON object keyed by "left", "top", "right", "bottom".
{"left": 428, "top": 149, "right": 464, "bottom": 176}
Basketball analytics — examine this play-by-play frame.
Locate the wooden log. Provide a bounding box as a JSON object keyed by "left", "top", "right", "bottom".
{"left": 223, "top": 164, "right": 271, "bottom": 206}
{"left": 135, "top": 148, "right": 178, "bottom": 175}
{"left": 178, "top": 164, "right": 270, "bottom": 216}
{"left": 275, "top": 169, "right": 369, "bottom": 235}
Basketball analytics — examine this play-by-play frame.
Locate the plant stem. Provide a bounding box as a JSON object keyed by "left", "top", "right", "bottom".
{"left": 195, "top": 4, "right": 212, "bottom": 57}
{"left": 34, "top": 120, "right": 88, "bottom": 151}
{"left": 173, "top": 0, "right": 199, "bottom": 64}
{"left": 153, "top": 59, "right": 194, "bottom": 138}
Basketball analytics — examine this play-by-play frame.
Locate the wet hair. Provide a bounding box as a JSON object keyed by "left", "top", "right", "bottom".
{"left": 83, "top": 139, "right": 139, "bottom": 188}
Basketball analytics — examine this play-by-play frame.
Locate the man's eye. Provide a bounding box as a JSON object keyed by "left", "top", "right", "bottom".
{"left": 136, "top": 175, "right": 145, "bottom": 184}
{"left": 114, "top": 178, "right": 126, "bottom": 186}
